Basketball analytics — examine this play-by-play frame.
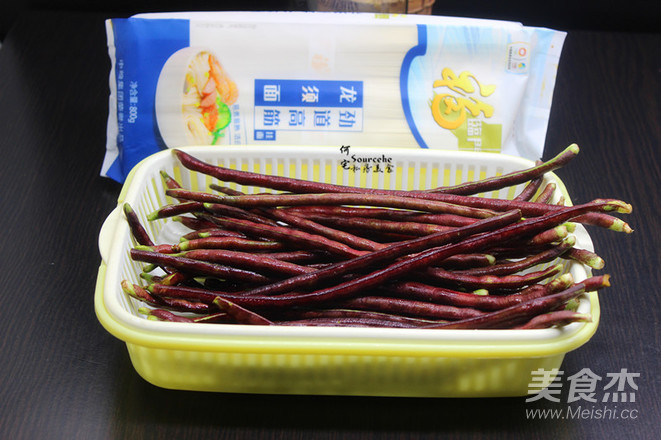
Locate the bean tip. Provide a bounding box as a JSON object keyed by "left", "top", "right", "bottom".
{"left": 120, "top": 279, "right": 133, "bottom": 294}
{"left": 592, "top": 258, "right": 606, "bottom": 270}
{"left": 576, "top": 313, "right": 592, "bottom": 322}
{"left": 616, "top": 220, "right": 634, "bottom": 234}
{"left": 133, "top": 245, "right": 154, "bottom": 252}
{"left": 139, "top": 272, "right": 156, "bottom": 283}
{"left": 212, "top": 296, "right": 228, "bottom": 311}
{"left": 613, "top": 201, "right": 633, "bottom": 214}
{"left": 563, "top": 222, "right": 577, "bottom": 233}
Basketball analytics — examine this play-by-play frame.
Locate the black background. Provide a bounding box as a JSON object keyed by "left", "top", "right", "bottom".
{"left": 2, "top": 0, "right": 661, "bottom": 41}
{"left": 0, "top": 6, "right": 659, "bottom": 440}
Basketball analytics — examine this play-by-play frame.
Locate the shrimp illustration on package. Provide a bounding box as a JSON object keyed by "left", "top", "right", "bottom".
{"left": 103, "top": 12, "right": 565, "bottom": 183}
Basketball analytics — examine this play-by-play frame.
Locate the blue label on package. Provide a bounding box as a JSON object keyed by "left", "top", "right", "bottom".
{"left": 254, "top": 79, "right": 364, "bottom": 139}
{"left": 104, "top": 18, "right": 189, "bottom": 182}
{"left": 254, "top": 79, "right": 363, "bottom": 107}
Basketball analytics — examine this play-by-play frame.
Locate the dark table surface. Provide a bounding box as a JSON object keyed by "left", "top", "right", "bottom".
{"left": 1, "top": 10, "right": 659, "bottom": 440}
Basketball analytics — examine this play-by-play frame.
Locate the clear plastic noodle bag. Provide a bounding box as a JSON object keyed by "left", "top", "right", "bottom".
{"left": 103, "top": 11, "right": 565, "bottom": 182}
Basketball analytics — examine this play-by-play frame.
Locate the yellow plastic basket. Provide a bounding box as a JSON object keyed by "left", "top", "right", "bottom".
{"left": 95, "top": 146, "right": 599, "bottom": 397}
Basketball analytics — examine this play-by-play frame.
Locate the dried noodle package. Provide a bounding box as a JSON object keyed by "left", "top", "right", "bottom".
{"left": 103, "top": 11, "right": 565, "bottom": 182}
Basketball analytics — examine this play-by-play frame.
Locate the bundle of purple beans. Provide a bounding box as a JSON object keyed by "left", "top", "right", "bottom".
{"left": 121, "top": 144, "right": 633, "bottom": 329}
